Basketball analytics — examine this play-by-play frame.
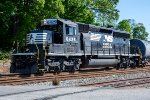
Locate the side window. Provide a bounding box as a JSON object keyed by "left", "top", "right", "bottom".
{"left": 66, "top": 27, "right": 69, "bottom": 35}
{"left": 66, "top": 25, "right": 76, "bottom": 35}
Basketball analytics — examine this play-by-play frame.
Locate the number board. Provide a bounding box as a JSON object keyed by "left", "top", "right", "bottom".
{"left": 47, "top": 19, "right": 57, "bottom": 25}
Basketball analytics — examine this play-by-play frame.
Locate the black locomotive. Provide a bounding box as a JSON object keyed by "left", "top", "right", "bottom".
{"left": 10, "top": 18, "right": 150, "bottom": 73}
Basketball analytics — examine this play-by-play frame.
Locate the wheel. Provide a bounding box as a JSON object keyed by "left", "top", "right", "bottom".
{"left": 116, "top": 63, "right": 123, "bottom": 70}
{"left": 75, "top": 64, "right": 80, "bottom": 70}
{"left": 54, "top": 66, "right": 61, "bottom": 73}
{"left": 124, "top": 58, "right": 130, "bottom": 69}
{"left": 68, "top": 66, "right": 75, "bottom": 73}
{"left": 142, "top": 63, "right": 146, "bottom": 67}
{"left": 116, "top": 65, "right": 119, "bottom": 70}
{"left": 131, "top": 60, "right": 136, "bottom": 69}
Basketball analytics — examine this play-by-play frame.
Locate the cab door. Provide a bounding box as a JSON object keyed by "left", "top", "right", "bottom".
{"left": 64, "top": 24, "right": 80, "bottom": 54}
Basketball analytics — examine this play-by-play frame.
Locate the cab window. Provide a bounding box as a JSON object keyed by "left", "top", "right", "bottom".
{"left": 66, "top": 25, "right": 76, "bottom": 35}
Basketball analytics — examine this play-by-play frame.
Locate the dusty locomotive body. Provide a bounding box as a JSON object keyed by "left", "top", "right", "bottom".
{"left": 10, "top": 18, "right": 150, "bottom": 73}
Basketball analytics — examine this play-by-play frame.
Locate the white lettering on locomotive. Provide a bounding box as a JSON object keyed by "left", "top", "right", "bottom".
{"left": 104, "top": 35, "right": 113, "bottom": 42}
{"left": 90, "top": 33, "right": 102, "bottom": 41}
{"left": 103, "top": 43, "right": 112, "bottom": 48}
{"left": 66, "top": 37, "right": 77, "bottom": 42}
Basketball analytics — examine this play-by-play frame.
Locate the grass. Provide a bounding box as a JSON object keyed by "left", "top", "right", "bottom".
{"left": 52, "top": 77, "right": 60, "bottom": 86}
{"left": 0, "top": 59, "right": 11, "bottom": 63}
{"left": 0, "top": 51, "right": 11, "bottom": 63}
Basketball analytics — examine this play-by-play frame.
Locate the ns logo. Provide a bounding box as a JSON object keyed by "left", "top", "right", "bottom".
{"left": 103, "top": 35, "right": 113, "bottom": 42}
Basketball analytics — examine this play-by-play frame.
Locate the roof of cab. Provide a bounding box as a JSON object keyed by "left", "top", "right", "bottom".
{"left": 41, "top": 18, "right": 77, "bottom": 26}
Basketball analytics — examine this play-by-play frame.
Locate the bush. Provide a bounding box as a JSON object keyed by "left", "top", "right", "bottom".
{"left": 52, "top": 78, "right": 60, "bottom": 86}
{"left": 0, "top": 51, "right": 11, "bottom": 60}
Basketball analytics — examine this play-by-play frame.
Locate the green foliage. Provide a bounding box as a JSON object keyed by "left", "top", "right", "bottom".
{"left": 0, "top": 51, "right": 11, "bottom": 60}
{"left": 0, "top": 1, "right": 17, "bottom": 50}
{"left": 117, "top": 19, "right": 132, "bottom": 39}
{"left": 133, "top": 23, "right": 148, "bottom": 40}
{"left": 42, "top": 0, "right": 64, "bottom": 18}
{"left": 91, "top": 0, "right": 119, "bottom": 26}
{"left": 117, "top": 19, "right": 148, "bottom": 40}
{"left": 0, "top": 0, "right": 119, "bottom": 51}
{"left": 61, "top": 0, "right": 95, "bottom": 23}
{"left": 118, "top": 20, "right": 131, "bottom": 33}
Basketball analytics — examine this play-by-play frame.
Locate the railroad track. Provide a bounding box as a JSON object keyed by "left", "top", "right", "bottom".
{"left": 0, "top": 65, "right": 150, "bottom": 85}
{"left": 83, "top": 77, "right": 150, "bottom": 88}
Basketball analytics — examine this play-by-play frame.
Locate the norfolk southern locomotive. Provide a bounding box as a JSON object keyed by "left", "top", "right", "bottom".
{"left": 10, "top": 18, "right": 150, "bottom": 73}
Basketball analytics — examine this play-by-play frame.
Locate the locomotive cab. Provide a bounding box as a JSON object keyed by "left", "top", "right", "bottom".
{"left": 39, "top": 18, "right": 80, "bottom": 54}
{"left": 38, "top": 19, "right": 82, "bottom": 72}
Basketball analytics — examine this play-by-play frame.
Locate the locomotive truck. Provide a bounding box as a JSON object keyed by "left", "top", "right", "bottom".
{"left": 10, "top": 18, "right": 150, "bottom": 73}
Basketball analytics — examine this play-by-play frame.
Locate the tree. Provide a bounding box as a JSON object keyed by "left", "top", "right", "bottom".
{"left": 117, "top": 19, "right": 148, "bottom": 40}
{"left": 61, "top": 0, "right": 95, "bottom": 23}
{"left": 133, "top": 23, "right": 148, "bottom": 40}
{"left": 117, "top": 20, "right": 131, "bottom": 32}
{"left": 91, "top": 0, "right": 119, "bottom": 26}
{"left": 0, "top": 0, "right": 120, "bottom": 50}
{"left": 61, "top": 0, "right": 119, "bottom": 25}
{"left": 0, "top": 0, "right": 64, "bottom": 50}
{"left": 42, "top": 0, "right": 64, "bottom": 18}
{"left": 0, "top": 1, "right": 17, "bottom": 50}
{"left": 117, "top": 19, "right": 132, "bottom": 39}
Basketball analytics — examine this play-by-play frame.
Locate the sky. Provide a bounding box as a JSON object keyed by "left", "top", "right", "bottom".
{"left": 117, "top": 0, "right": 150, "bottom": 40}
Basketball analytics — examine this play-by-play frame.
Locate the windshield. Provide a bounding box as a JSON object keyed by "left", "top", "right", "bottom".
{"left": 38, "top": 24, "right": 63, "bottom": 44}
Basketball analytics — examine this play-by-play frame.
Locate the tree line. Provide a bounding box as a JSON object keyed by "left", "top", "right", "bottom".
{"left": 0, "top": 0, "right": 148, "bottom": 51}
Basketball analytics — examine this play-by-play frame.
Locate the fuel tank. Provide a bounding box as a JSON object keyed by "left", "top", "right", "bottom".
{"left": 86, "top": 59, "right": 119, "bottom": 67}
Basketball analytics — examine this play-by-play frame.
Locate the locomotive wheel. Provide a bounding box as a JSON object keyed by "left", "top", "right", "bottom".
{"left": 75, "top": 64, "right": 80, "bottom": 70}
{"left": 116, "top": 62, "right": 123, "bottom": 70}
{"left": 116, "top": 65, "right": 119, "bottom": 70}
{"left": 131, "top": 60, "right": 136, "bottom": 69}
{"left": 70, "top": 63, "right": 80, "bottom": 72}
{"left": 45, "top": 65, "right": 51, "bottom": 72}
{"left": 54, "top": 66, "right": 61, "bottom": 73}
{"left": 142, "top": 63, "right": 146, "bottom": 67}
{"left": 69, "top": 66, "right": 75, "bottom": 73}
{"left": 124, "top": 58, "right": 130, "bottom": 69}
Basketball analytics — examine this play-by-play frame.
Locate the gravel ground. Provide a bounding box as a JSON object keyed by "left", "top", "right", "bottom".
{"left": 27, "top": 71, "right": 150, "bottom": 87}
{"left": 1, "top": 65, "right": 150, "bottom": 99}
{"left": 0, "top": 62, "right": 10, "bottom": 74}
{"left": 0, "top": 86, "right": 98, "bottom": 100}
{"left": 0, "top": 71, "right": 150, "bottom": 99}
{"left": 52, "top": 88, "right": 150, "bottom": 100}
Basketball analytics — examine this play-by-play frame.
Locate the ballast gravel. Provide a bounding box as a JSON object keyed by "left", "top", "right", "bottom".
{"left": 28, "top": 71, "right": 150, "bottom": 87}
{"left": 0, "top": 71, "right": 150, "bottom": 99}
